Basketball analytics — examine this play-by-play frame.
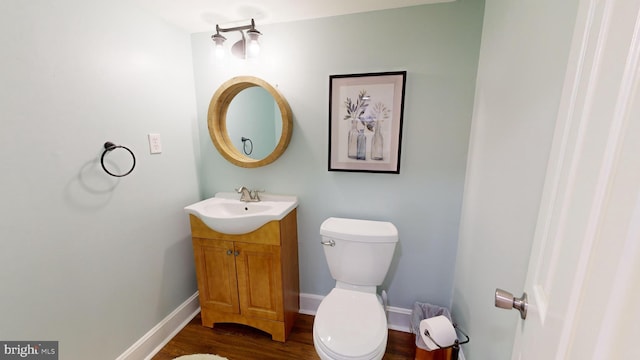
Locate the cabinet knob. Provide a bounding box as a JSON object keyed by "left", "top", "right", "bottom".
{"left": 234, "top": 251, "right": 240, "bottom": 256}
{"left": 226, "top": 249, "right": 233, "bottom": 255}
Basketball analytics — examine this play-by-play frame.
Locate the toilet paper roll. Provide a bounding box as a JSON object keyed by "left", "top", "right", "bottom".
{"left": 419, "top": 315, "right": 457, "bottom": 351}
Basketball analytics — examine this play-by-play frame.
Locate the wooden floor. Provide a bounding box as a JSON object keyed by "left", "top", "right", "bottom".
{"left": 152, "top": 312, "right": 418, "bottom": 360}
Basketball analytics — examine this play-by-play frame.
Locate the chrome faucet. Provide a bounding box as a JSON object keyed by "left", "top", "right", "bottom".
{"left": 235, "top": 186, "right": 262, "bottom": 202}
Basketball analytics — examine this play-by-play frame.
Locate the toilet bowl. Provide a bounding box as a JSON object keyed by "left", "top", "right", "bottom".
{"left": 313, "top": 217, "right": 398, "bottom": 360}
{"left": 313, "top": 288, "right": 388, "bottom": 360}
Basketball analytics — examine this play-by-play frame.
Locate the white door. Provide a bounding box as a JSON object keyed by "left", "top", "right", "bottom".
{"left": 505, "top": 0, "right": 640, "bottom": 359}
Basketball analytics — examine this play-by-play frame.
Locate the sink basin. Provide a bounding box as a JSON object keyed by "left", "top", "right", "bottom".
{"left": 184, "top": 192, "right": 298, "bottom": 234}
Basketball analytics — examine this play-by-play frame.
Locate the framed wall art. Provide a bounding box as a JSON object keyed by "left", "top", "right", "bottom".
{"left": 328, "top": 71, "right": 406, "bottom": 173}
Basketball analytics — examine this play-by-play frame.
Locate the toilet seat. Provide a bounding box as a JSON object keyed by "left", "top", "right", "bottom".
{"left": 314, "top": 288, "right": 388, "bottom": 359}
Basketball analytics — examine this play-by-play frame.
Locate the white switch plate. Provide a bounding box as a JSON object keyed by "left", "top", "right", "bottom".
{"left": 148, "top": 133, "right": 162, "bottom": 154}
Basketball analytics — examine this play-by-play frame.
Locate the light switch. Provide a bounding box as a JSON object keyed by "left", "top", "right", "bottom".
{"left": 148, "top": 133, "right": 162, "bottom": 154}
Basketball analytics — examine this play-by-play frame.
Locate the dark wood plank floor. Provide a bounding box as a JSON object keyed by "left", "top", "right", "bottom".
{"left": 152, "top": 312, "right": 417, "bottom": 360}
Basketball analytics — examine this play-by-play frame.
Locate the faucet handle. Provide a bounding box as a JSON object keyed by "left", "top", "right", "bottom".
{"left": 251, "top": 189, "right": 264, "bottom": 201}
{"left": 235, "top": 186, "right": 247, "bottom": 193}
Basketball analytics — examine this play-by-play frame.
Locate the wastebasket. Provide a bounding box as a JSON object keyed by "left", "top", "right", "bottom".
{"left": 410, "top": 302, "right": 453, "bottom": 360}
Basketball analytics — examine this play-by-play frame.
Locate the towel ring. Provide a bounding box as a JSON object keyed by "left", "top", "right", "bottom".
{"left": 241, "top": 137, "right": 253, "bottom": 156}
{"left": 101, "top": 141, "right": 136, "bottom": 177}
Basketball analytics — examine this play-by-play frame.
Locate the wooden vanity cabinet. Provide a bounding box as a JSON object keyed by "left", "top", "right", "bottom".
{"left": 189, "top": 209, "right": 299, "bottom": 342}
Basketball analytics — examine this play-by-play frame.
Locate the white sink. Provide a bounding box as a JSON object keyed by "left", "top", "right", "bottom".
{"left": 184, "top": 192, "right": 298, "bottom": 235}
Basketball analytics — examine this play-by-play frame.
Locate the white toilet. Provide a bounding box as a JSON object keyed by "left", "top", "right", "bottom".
{"left": 313, "top": 217, "right": 398, "bottom": 360}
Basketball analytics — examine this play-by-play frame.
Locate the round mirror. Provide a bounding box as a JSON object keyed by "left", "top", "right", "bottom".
{"left": 208, "top": 76, "right": 293, "bottom": 168}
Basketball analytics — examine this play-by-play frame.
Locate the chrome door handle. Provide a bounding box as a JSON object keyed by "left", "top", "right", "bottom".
{"left": 495, "top": 288, "right": 528, "bottom": 319}
{"left": 320, "top": 239, "right": 335, "bottom": 247}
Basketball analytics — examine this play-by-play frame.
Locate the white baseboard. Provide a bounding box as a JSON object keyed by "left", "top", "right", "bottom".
{"left": 116, "top": 292, "right": 200, "bottom": 360}
{"left": 386, "top": 305, "right": 413, "bottom": 333}
{"left": 299, "top": 293, "right": 413, "bottom": 333}
{"left": 119, "top": 292, "right": 413, "bottom": 360}
{"left": 299, "top": 293, "right": 324, "bottom": 316}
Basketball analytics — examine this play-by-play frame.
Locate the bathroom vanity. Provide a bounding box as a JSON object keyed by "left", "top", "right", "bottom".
{"left": 188, "top": 208, "right": 299, "bottom": 342}
{"left": 189, "top": 73, "right": 298, "bottom": 341}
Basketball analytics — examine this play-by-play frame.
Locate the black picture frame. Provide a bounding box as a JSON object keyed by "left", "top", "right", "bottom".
{"left": 328, "top": 71, "right": 406, "bottom": 173}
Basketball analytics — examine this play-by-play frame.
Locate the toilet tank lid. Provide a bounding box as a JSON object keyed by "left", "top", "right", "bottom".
{"left": 320, "top": 217, "right": 398, "bottom": 243}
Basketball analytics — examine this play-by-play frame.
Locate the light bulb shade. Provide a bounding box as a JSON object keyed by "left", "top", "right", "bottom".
{"left": 214, "top": 43, "right": 225, "bottom": 58}
{"left": 231, "top": 39, "right": 246, "bottom": 59}
{"left": 247, "top": 29, "right": 261, "bottom": 41}
{"left": 211, "top": 33, "right": 227, "bottom": 58}
{"left": 246, "top": 29, "right": 261, "bottom": 58}
{"left": 211, "top": 33, "right": 226, "bottom": 46}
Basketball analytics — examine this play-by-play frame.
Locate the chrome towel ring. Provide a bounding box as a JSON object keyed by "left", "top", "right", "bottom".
{"left": 101, "top": 141, "right": 136, "bottom": 177}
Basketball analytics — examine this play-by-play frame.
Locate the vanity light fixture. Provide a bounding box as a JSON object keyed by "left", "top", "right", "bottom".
{"left": 212, "top": 18, "right": 262, "bottom": 59}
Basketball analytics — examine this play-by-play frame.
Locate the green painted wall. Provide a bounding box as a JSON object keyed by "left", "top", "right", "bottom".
{"left": 0, "top": 0, "right": 200, "bottom": 358}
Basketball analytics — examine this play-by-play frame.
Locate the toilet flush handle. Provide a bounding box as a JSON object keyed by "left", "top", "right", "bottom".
{"left": 320, "top": 239, "right": 335, "bottom": 247}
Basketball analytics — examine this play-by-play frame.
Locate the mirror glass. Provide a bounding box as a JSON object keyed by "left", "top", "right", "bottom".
{"left": 208, "top": 76, "right": 293, "bottom": 168}
{"left": 226, "top": 87, "right": 282, "bottom": 160}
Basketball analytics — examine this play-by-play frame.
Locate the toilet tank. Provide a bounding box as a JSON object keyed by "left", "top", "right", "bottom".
{"left": 320, "top": 217, "right": 398, "bottom": 286}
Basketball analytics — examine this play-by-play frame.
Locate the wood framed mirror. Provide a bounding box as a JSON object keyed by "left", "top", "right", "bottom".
{"left": 208, "top": 76, "right": 293, "bottom": 168}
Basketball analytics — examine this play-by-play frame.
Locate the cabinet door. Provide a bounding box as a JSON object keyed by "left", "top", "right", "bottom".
{"left": 234, "top": 242, "right": 283, "bottom": 321}
{"left": 193, "top": 238, "right": 239, "bottom": 314}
